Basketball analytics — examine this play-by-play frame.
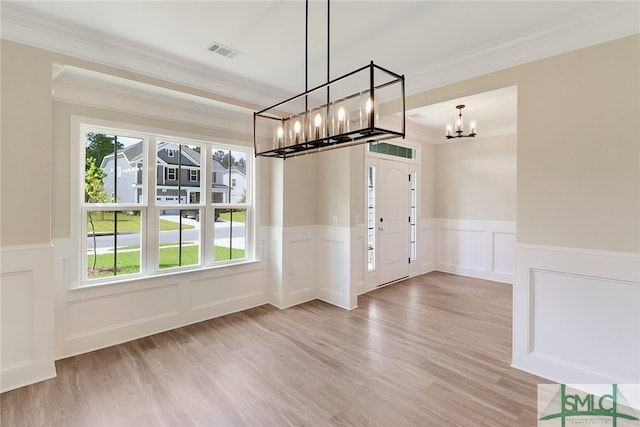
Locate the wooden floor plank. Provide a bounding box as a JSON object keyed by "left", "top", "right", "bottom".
{"left": 1, "top": 272, "right": 550, "bottom": 426}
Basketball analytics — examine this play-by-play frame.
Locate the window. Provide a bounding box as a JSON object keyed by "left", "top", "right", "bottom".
{"left": 212, "top": 148, "right": 249, "bottom": 262}
{"left": 167, "top": 149, "right": 174, "bottom": 157}
{"left": 83, "top": 131, "right": 145, "bottom": 280}
{"left": 409, "top": 171, "right": 417, "bottom": 262}
{"left": 367, "top": 165, "right": 376, "bottom": 271}
{"left": 80, "top": 123, "right": 253, "bottom": 284}
{"left": 368, "top": 142, "right": 415, "bottom": 159}
{"left": 166, "top": 167, "right": 176, "bottom": 180}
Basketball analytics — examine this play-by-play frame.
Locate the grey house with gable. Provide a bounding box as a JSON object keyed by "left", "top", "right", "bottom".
{"left": 100, "top": 142, "right": 240, "bottom": 210}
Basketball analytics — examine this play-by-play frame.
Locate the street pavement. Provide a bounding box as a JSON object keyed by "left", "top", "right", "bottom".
{"left": 88, "top": 215, "right": 246, "bottom": 253}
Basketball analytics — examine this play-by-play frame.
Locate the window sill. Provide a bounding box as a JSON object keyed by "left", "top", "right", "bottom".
{"left": 72, "top": 258, "right": 264, "bottom": 292}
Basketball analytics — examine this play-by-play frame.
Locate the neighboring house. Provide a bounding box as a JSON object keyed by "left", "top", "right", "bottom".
{"left": 99, "top": 142, "right": 143, "bottom": 204}
{"left": 100, "top": 141, "right": 244, "bottom": 209}
{"left": 154, "top": 142, "right": 201, "bottom": 207}
{"left": 223, "top": 165, "right": 246, "bottom": 203}
{"left": 211, "top": 160, "right": 228, "bottom": 203}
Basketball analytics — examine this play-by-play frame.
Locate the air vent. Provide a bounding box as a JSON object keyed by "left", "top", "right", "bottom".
{"left": 208, "top": 42, "right": 241, "bottom": 59}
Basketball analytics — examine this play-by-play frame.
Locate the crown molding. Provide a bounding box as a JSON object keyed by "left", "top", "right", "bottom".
{"left": 3, "top": 1, "right": 638, "bottom": 109}
{"left": 52, "top": 66, "right": 254, "bottom": 142}
{"left": 0, "top": 2, "right": 286, "bottom": 109}
{"left": 405, "top": 1, "right": 640, "bottom": 95}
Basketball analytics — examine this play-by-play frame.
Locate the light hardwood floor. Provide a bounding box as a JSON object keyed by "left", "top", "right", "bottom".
{"left": 1, "top": 272, "right": 549, "bottom": 426}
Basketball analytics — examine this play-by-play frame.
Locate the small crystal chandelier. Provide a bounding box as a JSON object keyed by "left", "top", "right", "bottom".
{"left": 445, "top": 104, "right": 477, "bottom": 139}
{"left": 253, "top": 0, "right": 406, "bottom": 159}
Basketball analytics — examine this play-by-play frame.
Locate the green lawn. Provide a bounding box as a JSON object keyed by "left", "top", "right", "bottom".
{"left": 88, "top": 245, "right": 245, "bottom": 279}
{"left": 87, "top": 211, "right": 194, "bottom": 233}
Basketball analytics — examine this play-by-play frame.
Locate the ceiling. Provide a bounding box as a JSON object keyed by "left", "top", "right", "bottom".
{"left": 2, "top": 1, "right": 638, "bottom": 135}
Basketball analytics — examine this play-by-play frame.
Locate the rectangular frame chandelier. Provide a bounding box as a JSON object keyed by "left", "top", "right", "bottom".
{"left": 253, "top": 1, "right": 405, "bottom": 159}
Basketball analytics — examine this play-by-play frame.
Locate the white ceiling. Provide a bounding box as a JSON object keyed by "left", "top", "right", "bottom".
{"left": 2, "top": 1, "right": 638, "bottom": 134}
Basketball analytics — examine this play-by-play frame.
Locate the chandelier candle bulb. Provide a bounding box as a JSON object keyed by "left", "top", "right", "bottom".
{"left": 366, "top": 98, "right": 373, "bottom": 127}
{"left": 294, "top": 120, "right": 301, "bottom": 144}
{"left": 338, "top": 106, "right": 345, "bottom": 134}
{"left": 314, "top": 113, "right": 322, "bottom": 139}
{"left": 446, "top": 125, "right": 452, "bottom": 137}
{"left": 276, "top": 126, "right": 284, "bottom": 148}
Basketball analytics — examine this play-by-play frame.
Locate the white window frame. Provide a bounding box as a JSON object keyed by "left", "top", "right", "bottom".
{"left": 72, "top": 117, "right": 255, "bottom": 288}
{"left": 189, "top": 169, "right": 199, "bottom": 182}
{"left": 166, "top": 167, "right": 177, "bottom": 181}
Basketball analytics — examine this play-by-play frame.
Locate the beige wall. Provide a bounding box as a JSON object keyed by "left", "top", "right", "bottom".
{"left": 419, "top": 135, "right": 436, "bottom": 220}
{"left": 1, "top": 41, "right": 53, "bottom": 246}
{"left": 283, "top": 155, "right": 317, "bottom": 227}
{"left": 348, "top": 145, "right": 366, "bottom": 228}
{"left": 3, "top": 34, "right": 639, "bottom": 253}
{"left": 315, "top": 145, "right": 366, "bottom": 229}
{"left": 434, "top": 134, "right": 517, "bottom": 221}
{"left": 407, "top": 34, "right": 640, "bottom": 253}
{"left": 516, "top": 35, "right": 639, "bottom": 252}
{"left": 317, "top": 149, "right": 350, "bottom": 228}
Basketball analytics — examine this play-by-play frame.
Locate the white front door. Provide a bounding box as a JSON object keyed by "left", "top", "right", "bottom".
{"left": 372, "top": 158, "right": 410, "bottom": 286}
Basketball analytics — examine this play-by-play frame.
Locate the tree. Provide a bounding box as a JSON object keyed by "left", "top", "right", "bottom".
{"left": 212, "top": 150, "right": 237, "bottom": 168}
{"left": 85, "top": 156, "right": 107, "bottom": 270}
{"left": 85, "top": 133, "right": 122, "bottom": 170}
{"left": 213, "top": 150, "right": 226, "bottom": 165}
{"left": 221, "top": 152, "right": 235, "bottom": 168}
{"left": 235, "top": 157, "right": 246, "bottom": 167}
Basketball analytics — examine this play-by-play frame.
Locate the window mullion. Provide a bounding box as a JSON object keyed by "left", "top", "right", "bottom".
{"left": 202, "top": 144, "right": 214, "bottom": 264}
{"left": 146, "top": 136, "right": 158, "bottom": 274}
{"left": 81, "top": 206, "right": 89, "bottom": 282}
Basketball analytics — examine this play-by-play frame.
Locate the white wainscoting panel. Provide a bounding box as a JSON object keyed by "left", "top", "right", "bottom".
{"left": 416, "top": 218, "right": 435, "bottom": 276}
{"left": 190, "top": 273, "right": 264, "bottom": 312}
{"left": 275, "top": 225, "right": 356, "bottom": 310}
{"left": 268, "top": 226, "right": 284, "bottom": 306}
{"left": 288, "top": 237, "right": 316, "bottom": 296}
{"left": 279, "top": 226, "right": 318, "bottom": 308}
{"left": 493, "top": 231, "right": 516, "bottom": 281}
{"left": 351, "top": 226, "right": 366, "bottom": 301}
{"left": 318, "top": 226, "right": 354, "bottom": 310}
{"left": 1, "top": 244, "right": 56, "bottom": 393}
{"left": 64, "top": 283, "right": 181, "bottom": 340}
{"left": 53, "top": 237, "right": 269, "bottom": 359}
{"left": 435, "top": 219, "right": 516, "bottom": 283}
{"left": 513, "top": 244, "right": 640, "bottom": 384}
